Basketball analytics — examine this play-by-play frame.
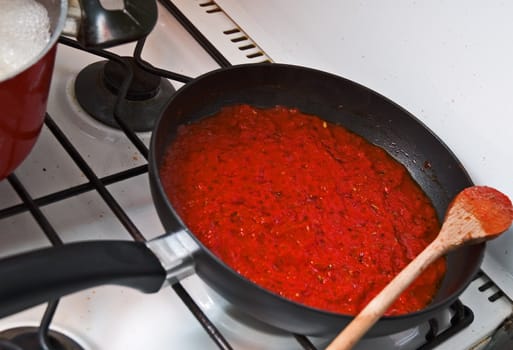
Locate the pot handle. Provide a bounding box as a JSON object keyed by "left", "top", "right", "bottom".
{"left": 0, "top": 241, "right": 165, "bottom": 319}
{"left": 64, "top": 0, "right": 158, "bottom": 48}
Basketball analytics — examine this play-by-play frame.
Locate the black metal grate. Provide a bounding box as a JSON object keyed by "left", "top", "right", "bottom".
{"left": 0, "top": 1, "right": 476, "bottom": 349}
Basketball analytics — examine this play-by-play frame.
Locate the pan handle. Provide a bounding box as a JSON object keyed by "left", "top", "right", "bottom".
{"left": 0, "top": 241, "right": 166, "bottom": 319}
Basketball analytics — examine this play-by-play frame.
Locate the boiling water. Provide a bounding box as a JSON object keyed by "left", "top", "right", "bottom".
{"left": 0, "top": 0, "right": 51, "bottom": 81}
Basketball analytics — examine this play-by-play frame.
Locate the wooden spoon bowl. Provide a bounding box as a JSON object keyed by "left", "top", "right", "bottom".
{"left": 327, "top": 186, "right": 513, "bottom": 350}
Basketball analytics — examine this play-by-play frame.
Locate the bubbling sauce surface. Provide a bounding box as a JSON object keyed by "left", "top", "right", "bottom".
{"left": 0, "top": 0, "right": 51, "bottom": 81}
{"left": 161, "top": 105, "right": 446, "bottom": 315}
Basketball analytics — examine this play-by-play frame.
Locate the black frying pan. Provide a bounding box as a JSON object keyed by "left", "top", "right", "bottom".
{"left": 0, "top": 64, "right": 484, "bottom": 338}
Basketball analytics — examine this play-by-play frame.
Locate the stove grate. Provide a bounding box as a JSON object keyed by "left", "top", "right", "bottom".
{"left": 418, "top": 301, "right": 474, "bottom": 350}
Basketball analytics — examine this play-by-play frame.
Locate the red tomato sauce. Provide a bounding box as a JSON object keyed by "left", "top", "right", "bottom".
{"left": 160, "top": 104, "right": 446, "bottom": 316}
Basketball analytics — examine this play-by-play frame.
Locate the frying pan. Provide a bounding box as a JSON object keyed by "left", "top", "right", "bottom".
{"left": 0, "top": 63, "right": 484, "bottom": 337}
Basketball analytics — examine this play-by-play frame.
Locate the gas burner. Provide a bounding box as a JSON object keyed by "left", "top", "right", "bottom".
{"left": 0, "top": 327, "right": 83, "bottom": 350}
{"left": 74, "top": 57, "right": 175, "bottom": 132}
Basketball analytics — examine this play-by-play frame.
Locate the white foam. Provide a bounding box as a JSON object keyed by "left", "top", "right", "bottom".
{"left": 0, "top": 0, "right": 51, "bottom": 81}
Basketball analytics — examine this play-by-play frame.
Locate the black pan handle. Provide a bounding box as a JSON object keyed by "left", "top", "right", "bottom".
{"left": 0, "top": 241, "right": 165, "bottom": 319}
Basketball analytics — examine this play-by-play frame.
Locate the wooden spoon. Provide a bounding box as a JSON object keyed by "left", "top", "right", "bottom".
{"left": 326, "top": 186, "right": 513, "bottom": 350}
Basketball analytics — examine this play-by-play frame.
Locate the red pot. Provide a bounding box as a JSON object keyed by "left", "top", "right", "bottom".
{"left": 0, "top": 0, "right": 157, "bottom": 180}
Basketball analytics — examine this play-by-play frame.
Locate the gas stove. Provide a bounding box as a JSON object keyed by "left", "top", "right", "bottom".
{"left": 0, "top": 1, "right": 512, "bottom": 349}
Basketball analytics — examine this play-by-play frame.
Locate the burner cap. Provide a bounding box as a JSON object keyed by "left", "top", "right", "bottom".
{"left": 0, "top": 327, "right": 84, "bottom": 350}
{"left": 74, "top": 57, "right": 175, "bottom": 132}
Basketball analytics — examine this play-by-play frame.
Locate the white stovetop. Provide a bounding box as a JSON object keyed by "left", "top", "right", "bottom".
{"left": 0, "top": 1, "right": 512, "bottom": 350}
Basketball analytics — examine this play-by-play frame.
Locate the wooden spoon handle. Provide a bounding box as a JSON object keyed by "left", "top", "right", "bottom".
{"left": 327, "top": 186, "right": 513, "bottom": 350}
{"left": 326, "top": 239, "right": 445, "bottom": 350}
